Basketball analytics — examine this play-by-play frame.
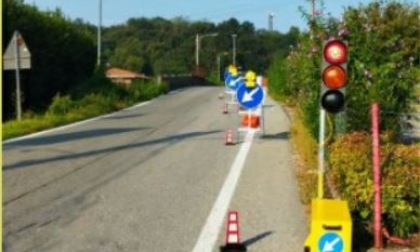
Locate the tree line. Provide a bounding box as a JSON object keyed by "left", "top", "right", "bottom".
{"left": 3, "top": 0, "right": 300, "bottom": 121}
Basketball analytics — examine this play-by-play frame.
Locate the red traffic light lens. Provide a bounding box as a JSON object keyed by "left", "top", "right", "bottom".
{"left": 323, "top": 65, "right": 347, "bottom": 89}
{"left": 321, "top": 90, "right": 345, "bottom": 113}
{"left": 324, "top": 40, "right": 347, "bottom": 64}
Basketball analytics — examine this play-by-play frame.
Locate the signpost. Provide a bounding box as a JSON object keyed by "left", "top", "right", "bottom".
{"left": 222, "top": 68, "right": 266, "bottom": 145}
{"left": 236, "top": 84, "right": 264, "bottom": 110}
{"left": 3, "top": 31, "right": 31, "bottom": 121}
{"left": 225, "top": 74, "right": 243, "bottom": 91}
{"left": 223, "top": 66, "right": 242, "bottom": 114}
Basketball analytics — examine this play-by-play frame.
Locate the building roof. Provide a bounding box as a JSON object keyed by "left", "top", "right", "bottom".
{"left": 106, "top": 67, "right": 150, "bottom": 79}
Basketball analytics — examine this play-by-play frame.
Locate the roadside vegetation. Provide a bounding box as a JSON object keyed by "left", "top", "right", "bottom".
{"left": 3, "top": 0, "right": 419, "bottom": 244}
{"left": 3, "top": 73, "right": 168, "bottom": 140}
{"left": 3, "top": 0, "right": 299, "bottom": 139}
{"left": 268, "top": 0, "right": 419, "bottom": 245}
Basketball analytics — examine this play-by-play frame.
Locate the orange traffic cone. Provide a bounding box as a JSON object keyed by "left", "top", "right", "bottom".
{"left": 225, "top": 129, "right": 235, "bottom": 145}
{"left": 223, "top": 103, "right": 228, "bottom": 114}
{"left": 220, "top": 211, "right": 247, "bottom": 252}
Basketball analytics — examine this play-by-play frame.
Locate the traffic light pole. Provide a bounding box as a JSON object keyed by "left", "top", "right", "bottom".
{"left": 317, "top": 108, "right": 326, "bottom": 198}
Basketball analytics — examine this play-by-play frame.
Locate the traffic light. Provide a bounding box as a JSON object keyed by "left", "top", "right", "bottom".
{"left": 320, "top": 39, "right": 348, "bottom": 113}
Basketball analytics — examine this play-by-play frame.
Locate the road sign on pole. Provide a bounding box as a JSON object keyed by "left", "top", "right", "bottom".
{"left": 236, "top": 84, "right": 264, "bottom": 109}
{"left": 3, "top": 31, "right": 31, "bottom": 70}
{"left": 225, "top": 74, "right": 243, "bottom": 91}
{"left": 3, "top": 31, "right": 31, "bottom": 121}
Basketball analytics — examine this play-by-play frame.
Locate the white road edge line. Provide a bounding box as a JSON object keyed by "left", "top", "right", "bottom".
{"left": 191, "top": 131, "right": 254, "bottom": 252}
{"left": 3, "top": 101, "right": 151, "bottom": 144}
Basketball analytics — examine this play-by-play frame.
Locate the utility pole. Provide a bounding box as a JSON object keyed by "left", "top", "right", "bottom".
{"left": 217, "top": 52, "right": 228, "bottom": 81}
{"left": 195, "top": 34, "right": 200, "bottom": 66}
{"left": 195, "top": 33, "right": 218, "bottom": 67}
{"left": 232, "top": 34, "right": 237, "bottom": 66}
{"left": 97, "top": 0, "right": 102, "bottom": 67}
{"left": 217, "top": 54, "right": 221, "bottom": 81}
{"left": 268, "top": 13, "right": 274, "bottom": 31}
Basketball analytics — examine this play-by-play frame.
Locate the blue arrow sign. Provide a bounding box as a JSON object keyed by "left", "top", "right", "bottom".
{"left": 318, "top": 233, "right": 343, "bottom": 252}
{"left": 225, "top": 75, "right": 243, "bottom": 91}
{"left": 236, "top": 84, "right": 264, "bottom": 109}
{"left": 224, "top": 70, "right": 230, "bottom": 81}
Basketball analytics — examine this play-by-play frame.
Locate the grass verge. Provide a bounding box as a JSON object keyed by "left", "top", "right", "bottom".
{"left": 3, "top": 80, "right": 168, "bottom": 140}
{"left": 285, "top": 105, "right": 319, "bottom": 204}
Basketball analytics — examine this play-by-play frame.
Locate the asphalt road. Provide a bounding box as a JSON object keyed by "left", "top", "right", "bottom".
{"left": 3, "top": 86, "right": 307, "bottom": 252}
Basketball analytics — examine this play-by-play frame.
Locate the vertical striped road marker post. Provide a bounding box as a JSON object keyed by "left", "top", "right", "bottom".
{"left": 220, "top": 211, "right": 247, "bottom": 252}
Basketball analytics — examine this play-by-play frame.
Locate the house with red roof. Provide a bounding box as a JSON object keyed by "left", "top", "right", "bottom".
{"left": 105, "top": 67, "right": 151, "bottom": 87}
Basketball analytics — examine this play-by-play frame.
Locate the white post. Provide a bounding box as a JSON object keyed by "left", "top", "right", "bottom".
{"left": 14, "top": 32, "right": 22, "bottom": 121}
{"left": 217, "top": 54, "right": 221, "bottom": 81}
{"left": 195, "top": 34, "right": 199, "bottom": 66}
{"left": 232, "top": 34, "right": 237, "bottom": 66}
{"left": 261, "top": 105, "right": 265, "bottom": 136}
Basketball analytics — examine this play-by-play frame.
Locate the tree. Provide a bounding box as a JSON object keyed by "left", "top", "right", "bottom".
{"left": 3, "top": 0, "right": 96, "bottom": 121}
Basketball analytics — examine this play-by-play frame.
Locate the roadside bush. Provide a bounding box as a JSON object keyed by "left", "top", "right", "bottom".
{"left": 46, "top": 94, "right": 77, "bottom": 116}
{"left": 71, "top": 72, "right": 128, "bottom": 100}
{"left": 3, "top": 117, "right": 52, "bottom": 139}
{"left": 128, "top": 80, "right": 168, "bottom": 102}
{"left": 68, "top": 93, "right": 119, "bottom": 121}
{"left": 267, "top": 55, "right": 292, "bottom": 102}
{"left": 328, "top": 132, "right": 420, "bottom": 237}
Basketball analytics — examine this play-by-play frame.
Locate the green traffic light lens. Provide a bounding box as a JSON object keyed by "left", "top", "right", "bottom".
{"left": 321, "top": 90, "right": 345, "bottom": 113}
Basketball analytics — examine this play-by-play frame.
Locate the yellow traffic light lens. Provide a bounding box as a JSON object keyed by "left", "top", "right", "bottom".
{"left": 324, "top": 40, "right": 347, "bottom": 64}
{"left": 323, "top": 65, "right": 346, "bottom": 89}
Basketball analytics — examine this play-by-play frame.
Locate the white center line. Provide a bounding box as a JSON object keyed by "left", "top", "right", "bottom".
{"left": 191, "top": 131, "right": 254, "bottom": 252}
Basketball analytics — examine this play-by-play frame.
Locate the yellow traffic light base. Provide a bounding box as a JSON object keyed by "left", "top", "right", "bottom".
{"left": 304, "top": 199, "right": 352, "bottom": 252}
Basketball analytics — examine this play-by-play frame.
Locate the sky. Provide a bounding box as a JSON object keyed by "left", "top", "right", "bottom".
{"left": 27, "top": 0, "right": 376, "bottom": 33}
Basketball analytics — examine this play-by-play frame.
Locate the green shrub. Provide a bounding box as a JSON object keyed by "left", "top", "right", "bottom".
{"left": 75, "top": 93, "right": 120, "bottom": 116}
{"left": 4, "top": 117, "right": 47, "bottom": 139}
{"left": 267, "top": 55, "right": 291, "bottom": 102}
{"left": 128, "top": 80, "right": 168, "bottom": 102}
{"left": 329, "top": 132, "right": 420, "bottom": 237}
{"left": 46, "top": 94, "right": 76, "bottom": 115}
{"left": 71, "top": 72, "right": 128, "bottom": 100}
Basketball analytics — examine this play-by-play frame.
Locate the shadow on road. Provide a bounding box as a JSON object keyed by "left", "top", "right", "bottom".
{"left": 3, "top": 127, "right": 148, "bottom": 148}
{"left": 3, "top": 130, "right": 221, "bottom": 170}
{"left": 242, "top": 231, "right": 275, "bottom": 247}
{"left": 102, "top": 112, "right": 145, "bottom": 120}
{"left": 260, "top": 131, "right": 290, "bottom": 140}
